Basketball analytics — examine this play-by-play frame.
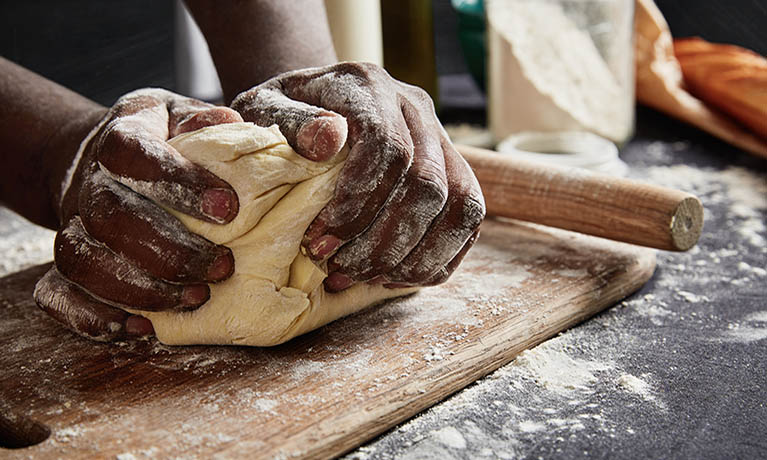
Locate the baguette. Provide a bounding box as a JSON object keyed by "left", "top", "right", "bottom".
{"left": 674, "top": 37, "right": 767, "bottom": 138}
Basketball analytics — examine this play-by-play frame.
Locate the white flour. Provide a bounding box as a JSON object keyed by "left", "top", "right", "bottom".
{"left": 617, "top": 374, "right": 655, "bottom": 402}
{"left": 723, "top": 311, "right": 767, "bottom": 343}
{"left": 429, "top": 426, "right": 467, "bottom": 449}
{"left": 509, "top": 337, "right": 612, "bottom": 393}
{"left": 0, "top": 208, "right": 54, "bottom": 277}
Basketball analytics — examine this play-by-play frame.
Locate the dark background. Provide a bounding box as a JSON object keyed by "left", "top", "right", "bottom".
{"left": 1, "top": 0, "right": 765, "bottom": 107}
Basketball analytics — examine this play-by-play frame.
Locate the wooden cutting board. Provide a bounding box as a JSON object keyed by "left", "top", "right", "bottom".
{"left": 0, "top": 219, "right": 655, "bottom": 459}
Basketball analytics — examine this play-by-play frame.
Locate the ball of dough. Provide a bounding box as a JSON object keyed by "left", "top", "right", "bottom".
{"left": 125, "top": 122, "right": 417, "bottom": 346}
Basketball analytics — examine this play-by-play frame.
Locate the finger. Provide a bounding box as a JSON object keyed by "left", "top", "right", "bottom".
{"left": 326, "top": 97, "right": 448, "bottom": 286}
{"left": 165, "top": 91, "right": 243, "bottom": 136}
{"left": 303, "top": 132, "right": 413, "bottom": 261}
{"left": 384, "top": 141, "right": 485, "bottom": 285}
{"left": 79, "top": 171, "right": 234, "bottom": 283}
{"left": 34, "top": 267, "right": 155, "bottom": 341}
{"left": 277, "top": 64, "right": 417, "bottom": 258}
{"left": 55, "top": 216, "right": 209, "bottom": 312}
{"left": 232, "top": 84, "right": 348, "bottom": 162}
{"left": 390, "top": 229, "right": 480, "bottom": 288}
{"left": 96, "top": 97, "right": 238, "bottom": 224}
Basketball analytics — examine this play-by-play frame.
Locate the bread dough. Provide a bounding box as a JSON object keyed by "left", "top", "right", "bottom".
{"left": 126, "top": 122, "right": 417, "bottom": 346}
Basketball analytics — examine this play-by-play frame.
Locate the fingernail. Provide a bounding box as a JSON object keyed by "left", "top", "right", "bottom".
{"left": 202, "top": 188, "right": 236, "bottom": 222}
{"left": 296, "top": 114, "right": 347, "bottom": 161}
{"left": 303, "top": 221, "right": 328, "bottom": 248}
{"left": 324, "top": 272, "right": 355, "bottom": 292}
{"left": 207, "top": 251, "right": 234, "bottom": 281}
{"left": 181, "top": 284, "right": 209, "bottom": 307}
{"left": 309, "top": 234, "right": 342, "bottom": 259}
{"left": 125, "top": 315, "right": 154, "bottom": 337}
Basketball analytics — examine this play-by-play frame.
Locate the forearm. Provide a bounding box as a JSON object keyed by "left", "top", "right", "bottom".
{"left": 0, "top": 57, "right": 106, "bottom": 229}
{"left": 185, "top": 0, "right": 338, "bottom": 104}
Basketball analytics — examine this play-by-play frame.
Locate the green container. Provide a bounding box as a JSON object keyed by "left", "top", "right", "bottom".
{"left": 452, "top": 0, "right": 487, "bottom": 91}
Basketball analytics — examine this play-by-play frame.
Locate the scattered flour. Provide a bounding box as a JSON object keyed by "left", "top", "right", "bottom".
{"left": 617, "top": 374, "right": 656, "bottom": 403}
{"left": 290, "top": 359, "right": 326, "bottom": 380}
{"left": 517, "top": 420, "right": 546, "bottom": 433}
{"left": 430, "top": 426, "right": 467, "bottom": 449}
{"left": 511, "top": 337, "right": 612, "bottom": 393}
{"left": 54, "top": 426, "right": 84, "bottom": 443}
{"left": 0, "top": 207, "right": 55, "bottom": 276}
{"left": 723, "top": 311, "right": 767, "bottom": 343}
{"left": 676, "top": 291, "right": 709, "bottom": 304}
{"left": 253, "top": 398, "right": 278, "bottom": 413}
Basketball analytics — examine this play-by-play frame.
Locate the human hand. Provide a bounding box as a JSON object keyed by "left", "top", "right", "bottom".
{"left": 231, "top": 63, "right": 485, "bottom": 292}
{"left": 34, "top": 89, "right": 243, "bottom": 341}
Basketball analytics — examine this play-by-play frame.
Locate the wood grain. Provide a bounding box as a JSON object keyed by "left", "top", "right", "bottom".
{"left": 458, "top": 144, "right": 704, "bottom": 251}
{"left": 0, "top": 219, "right": 655, "bottom": 459}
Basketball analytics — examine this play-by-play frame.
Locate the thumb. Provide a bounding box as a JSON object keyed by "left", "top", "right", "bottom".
{"left": 232, "top": 84, "right": 347, "bottom": 162}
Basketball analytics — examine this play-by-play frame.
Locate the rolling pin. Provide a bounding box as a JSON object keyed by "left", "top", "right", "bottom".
{"left": 456, "top": 144, "right": 703, "bottom": 251}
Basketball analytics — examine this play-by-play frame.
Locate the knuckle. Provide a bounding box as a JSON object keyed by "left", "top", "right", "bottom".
{"left": 456, "top": 193, "right": 486, "bottom": 232}
{"left": 334, "top": 61, "right": 387, "bottom": 85}
{"left": 230, "top": 90, "right": 254, "bottom": 111}
{"left": 112, "top": 88, "right": 165, "bottom": 116}
{"left": 336, "top": 61, "right": 372, "bottom": 75}
{"left": 97, "top": 120, "right": 129, "bottom": 157}
{"left": 414, "top": 176, "right": 448, "bottom": 209}
{"left": 232, "top": 87, "right": 278, "bottom": 119}
{"left": 408, "top": 86, "right": 436, "bottom": 110}
{"left": 385, "top": 136, "right": 414, "bottom": 163}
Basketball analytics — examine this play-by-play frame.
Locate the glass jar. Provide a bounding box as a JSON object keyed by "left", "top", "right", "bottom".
{"left": 486, "top": 0, "right": 635, "bottom": 145}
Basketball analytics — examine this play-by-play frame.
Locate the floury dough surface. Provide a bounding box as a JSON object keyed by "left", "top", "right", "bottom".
{"left": 126, "top": 123, "right": 416, "bottom": 346}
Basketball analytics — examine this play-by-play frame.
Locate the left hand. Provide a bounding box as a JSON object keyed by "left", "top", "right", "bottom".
{"left": 34, "top": 89, "right": 243, "bottom": 341}
{"left": 231, "top": 62, "right": 485, "bottom": 291}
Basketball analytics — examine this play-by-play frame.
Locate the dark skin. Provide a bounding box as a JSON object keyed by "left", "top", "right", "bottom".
{"left": 2, "top": 61, "right": 243, "bottom": 339}
{"left": 1, "top": 1, "right": 485, "bottom": 341}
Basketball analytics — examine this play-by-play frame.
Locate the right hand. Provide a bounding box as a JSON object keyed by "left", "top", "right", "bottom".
{"left": 231, "top": 63, "right": 485, "bottom": 292}
{"left": 34, "top": 89, "right": 242, "bottom": 341}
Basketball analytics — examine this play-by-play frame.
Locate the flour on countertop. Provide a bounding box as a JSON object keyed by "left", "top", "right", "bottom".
{"left": 430, "top": 426, "right": 467, "bottom": 449}
{"left": 722, "top": 311, "right": 767, "bottom": 343}
{"left": 509, "top": 337, "right": 612, "bottom": 393}
{"left": 617, "top": 374, "right": 656, "bottom": 403}
{"left": 0, "top": 207, "right": 54, "bottom": 277}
